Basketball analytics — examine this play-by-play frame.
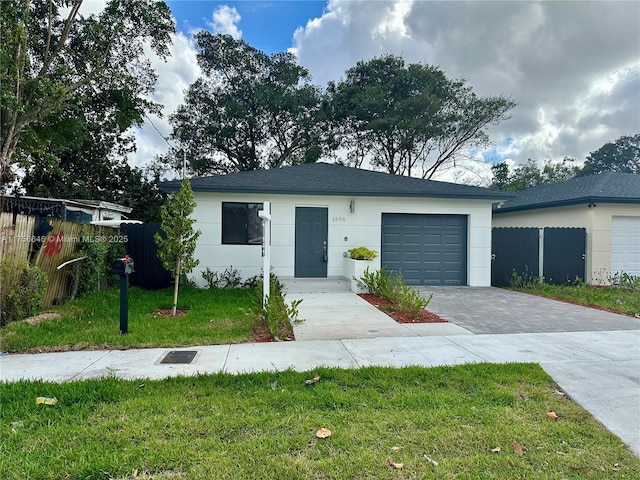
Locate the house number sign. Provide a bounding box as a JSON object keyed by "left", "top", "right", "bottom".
{"left": 332, "top": 216, "right": 346, "bottom": 222}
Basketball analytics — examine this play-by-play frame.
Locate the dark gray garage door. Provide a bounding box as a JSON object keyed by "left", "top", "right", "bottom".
{"left": 381, "top": 214, "right": 467, "bottom": 286}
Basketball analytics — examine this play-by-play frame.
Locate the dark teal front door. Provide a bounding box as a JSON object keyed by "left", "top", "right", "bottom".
{"left": 295, "top": 207, "right": 328, "bottom": 278}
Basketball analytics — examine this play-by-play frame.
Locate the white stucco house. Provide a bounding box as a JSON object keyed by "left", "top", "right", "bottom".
{"left": 161, "top": 163, "right": 512, "bottom": 287}
{"left": 492, "top": 172, "right": 640, "bottom": 284}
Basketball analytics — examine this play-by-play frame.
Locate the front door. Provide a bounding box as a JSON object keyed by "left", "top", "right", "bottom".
{"left": 295, "top": 207, "right": 328, "bottom": 278}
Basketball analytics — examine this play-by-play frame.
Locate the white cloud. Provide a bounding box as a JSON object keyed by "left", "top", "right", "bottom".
{"left": 206, "top": 5, "right": 242, "bottom": 39}
{"left": 291, "top": 0, "right": 640, "bottom": 178}
{"left": 128, "top": 31, "right": 201, "bottom": 169}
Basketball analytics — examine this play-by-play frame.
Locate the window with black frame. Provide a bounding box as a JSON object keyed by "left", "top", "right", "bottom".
{"left": 221, "top": 202, "right": 263, "bottom": 245}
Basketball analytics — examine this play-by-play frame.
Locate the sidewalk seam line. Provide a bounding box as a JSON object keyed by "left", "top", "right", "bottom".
{"left": 69, "top": 350, "right": 113, "bottom": 381}
{"left": 338, "top": 340, "right": 361, "bottom": 368}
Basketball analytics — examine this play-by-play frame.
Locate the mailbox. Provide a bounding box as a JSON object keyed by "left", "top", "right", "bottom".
{"left": 113, "top": 256, "right": 134, "bottom": 276}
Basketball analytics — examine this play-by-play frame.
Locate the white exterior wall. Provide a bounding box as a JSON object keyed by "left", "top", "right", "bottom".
{"left": 191, "top": 192, "right": 495, "bottom": 287}
{"left": 492, "top": 203, "right": 640, "bottom": 284}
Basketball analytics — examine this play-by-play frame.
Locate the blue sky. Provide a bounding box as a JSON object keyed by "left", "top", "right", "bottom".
{"left": 166, "top": 1, "right": 326, "bottom": 53}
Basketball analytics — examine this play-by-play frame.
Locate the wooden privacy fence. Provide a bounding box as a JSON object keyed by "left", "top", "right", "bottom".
{"left": 0, "top": 213, "right": 116, "bottom": 307}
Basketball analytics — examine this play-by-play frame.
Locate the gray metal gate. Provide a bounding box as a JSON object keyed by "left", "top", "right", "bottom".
{"left": 491, "top": 228, "right": 539, "bottom": 287}
{"left": 491, "top": 227, "right": 586, "bottom": 287}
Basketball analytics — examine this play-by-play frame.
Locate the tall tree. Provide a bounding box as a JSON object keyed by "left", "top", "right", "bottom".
{"left": 0, "top": 0, "right": 174, "bottom": 190}
{"left": 167, "top": 34, "right": 335, "bottom": 175}
{"left": 490, "top": 158, "right": 579, "bottom": 191}
{"left": 329, "top": 55, "right": 516, "bottom": 178}
{"left": 155, "top": 179, "right": 201, "bottom": 316}
{"left": 578, "top": 134, "right": 640, "bottom": 176}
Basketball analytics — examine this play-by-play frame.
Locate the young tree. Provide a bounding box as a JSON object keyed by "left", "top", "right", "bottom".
{"left": 578, "top": 134, "right": 640, "bottom": 176}
{"left": 329, "top": 54, "right": 516, "bottom": 178}
{"left": 0, "top": 0, "right": 174, "bottom": 190}
{"left": 155, "top": 179, "right": 201, "bottom": 316}
{"left": 167, "top": 34, "right": 335, "bottom": 175}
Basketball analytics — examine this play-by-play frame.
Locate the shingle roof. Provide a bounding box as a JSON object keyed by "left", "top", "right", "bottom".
{"left": 493, "top": 172, "right": 640, "bottom": 214}
{"left": 160, "top": 162, "right": 512, "bottom": 200}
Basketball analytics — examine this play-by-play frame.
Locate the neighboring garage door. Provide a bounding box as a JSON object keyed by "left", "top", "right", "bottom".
{"left": 381, "top": 213, "right": 467, "bottom": 286}
{"left": 611, "top": 216, "right": 640, "bottom": 276}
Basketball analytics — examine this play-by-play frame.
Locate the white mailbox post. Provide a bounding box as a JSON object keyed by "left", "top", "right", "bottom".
{"left": 258, "top": 201, "right": 271, "bottom": 306}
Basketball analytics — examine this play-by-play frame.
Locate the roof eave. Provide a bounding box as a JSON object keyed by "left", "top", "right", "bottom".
{"left": 494, "top": 196, "right": 640, "bottom": 214}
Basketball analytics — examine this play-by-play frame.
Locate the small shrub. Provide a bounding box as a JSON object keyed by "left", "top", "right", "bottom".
{"left": 509, "top": 266, "right": 541, "bottom": 288}
{"left": 0, "top": 259, "right": 48, "bottom": 326}
{"left": 356, "top": 267, "right": 431, "bottom": 316}
{"left": 609, "top": 271, "right": 640, "bottom": 292}
{"left": 258, "top": 274, "right": 303, "bottom": 340}
{"left": 347, "top": 246, "right": 378, "bottom": 260}
{"left": 201, "top": 266, "right": 244, "bottom": 289}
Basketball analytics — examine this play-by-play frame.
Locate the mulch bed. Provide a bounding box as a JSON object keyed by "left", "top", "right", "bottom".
{"left": 151, "top": 309, "right": 188, "bottom": 317}
{"left": 358, "top": 293, "right": 447, "bottom": 324}
{"left": 251, "top": 315, "right": 295, "bottom": 343}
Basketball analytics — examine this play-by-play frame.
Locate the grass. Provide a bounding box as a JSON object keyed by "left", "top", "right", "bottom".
{"left": 512, "top": 282, "right": 640, "bottom": 317}
{"left": 1, "top": 363, "right": 638, "bottom": 479}
{"left": 0, "top": 286, "right": 259, "bottom": 353}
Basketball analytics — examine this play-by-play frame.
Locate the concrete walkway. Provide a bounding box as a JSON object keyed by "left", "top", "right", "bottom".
{"left": 1, "top": 281, "right": 639, "bottom": 455}
{"left": 285, "top": 278, "right": 472, "bottom": 340}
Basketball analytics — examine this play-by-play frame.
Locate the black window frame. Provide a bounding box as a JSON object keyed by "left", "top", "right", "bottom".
{"left": 221, "top": 202, "right": 263, "bottom": 245}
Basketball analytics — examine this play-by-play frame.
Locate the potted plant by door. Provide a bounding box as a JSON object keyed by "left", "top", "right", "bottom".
{"left": 344, "top": 247, "right": 379, "bottom": 293}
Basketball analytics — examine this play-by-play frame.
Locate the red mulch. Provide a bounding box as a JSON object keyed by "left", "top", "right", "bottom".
{"left": 358, "top": 293, "right": 447, "bottom": 324}
{"left": 151, "top": 309, "right": 188, "bottom": 317}
{"left": 251, "top": 315, "right": 295, "bottom": 342}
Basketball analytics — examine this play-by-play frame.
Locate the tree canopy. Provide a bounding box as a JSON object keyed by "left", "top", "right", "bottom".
{"left": 328, "top": 54, "right": 516, "bottom": 178}
{"left": 578, "top": 134, "right": 640, "bottom": 176}
{"left": 167, "top": 34, "right": 335, "bottom": 176}
{"left": 1, "top": 0, "right": 175, "bottom": 191}
{"left": 490, "top": 158, "right": 579, "bottom": 191}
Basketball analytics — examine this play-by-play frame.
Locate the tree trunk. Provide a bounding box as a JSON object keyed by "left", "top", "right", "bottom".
{"left": 171, "top": 256, "right": 181, "bottom": 316}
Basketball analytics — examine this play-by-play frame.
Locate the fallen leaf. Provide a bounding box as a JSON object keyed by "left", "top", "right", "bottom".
{"left": 547, "top": 411, "right": 559, "bottom": 420}
{"left": 587, "top": 472, "right": 595, "bottom": 478}
{"left": 137, "top": 384, "right": 145, "bottom": 389}
{"left": 513, "top": 442, "right": 524, "bottom": 456}
{"left": 388, "top": 460, "right": 403, "bottom": 470}
{"left": 491, "top": 447, "right": 501, "bottom": 453}
{"left": 305, "top": 375, "right": 320, "bottom": 385}
{"left": 570, "top": 467, "right": 590, "bottom": 472}
{"left": 556, "top": 450, "right": 565, "bottom": 455}
{"left": 132, "top": 469, "right": 138, "bottom": 478}
{"left": 555, "top": 388, "right": 566, "bottom": 396}
{"left": 391, "top": 446, "right": 401, "bottom": 451}
{"left": 315, "top": 427, "right": 331, "bottom": 439}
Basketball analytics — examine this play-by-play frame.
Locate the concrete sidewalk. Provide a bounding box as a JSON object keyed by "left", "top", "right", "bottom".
{"left": 1, "top": 330, "right": 639, "bottom": 455}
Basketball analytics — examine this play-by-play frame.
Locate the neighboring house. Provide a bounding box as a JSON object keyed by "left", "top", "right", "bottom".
{"left": 160, "top": 162, "right": 512, "bottom": 287}
{"left": 1, "top": 195, "right": 132, "bottom": 224}
{"left": 492, "top": 172, "right": 640, "bottom": 284}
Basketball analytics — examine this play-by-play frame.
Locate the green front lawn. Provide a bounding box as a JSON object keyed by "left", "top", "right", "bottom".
{"left": 1, "top": 364, "right": 637, "bottom": 479}
{"left": 512, "top": 282, "right": 640, "bottom": 317}
{"left": 1, "top": 286, "right": 259, "bottom": 353}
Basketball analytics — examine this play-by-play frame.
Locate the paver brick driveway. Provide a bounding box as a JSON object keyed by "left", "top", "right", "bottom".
{"left": 418, "top": 287, "right": 640, "bottom": 334}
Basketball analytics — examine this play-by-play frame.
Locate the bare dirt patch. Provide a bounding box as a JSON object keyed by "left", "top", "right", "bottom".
{"left": 358, "top": 293, "right": 447, "bottom": 324}
{"left": 151, "top": 309, "right": 188, "bottom": 317}
{"left": 23, "top": 312, "right": 61, "bottom": 325}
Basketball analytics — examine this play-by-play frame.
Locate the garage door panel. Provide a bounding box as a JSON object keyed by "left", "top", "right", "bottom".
{"left": 381, "top": 213, "right": 467, "bottom": 286}
{"left": 611, "top": 216, "right": 640, "bottom": 276}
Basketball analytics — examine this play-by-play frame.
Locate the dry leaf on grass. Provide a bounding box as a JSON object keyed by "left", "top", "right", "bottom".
{"left": 305, "top": 375, "right": 320, "bottom": 385}
{"left": 315, "top": 427, "right": 332, "bottom": 439}
{"left": 586, "top": 472, "right": 596, "bottom": 478}
{"left": 491, "top": 447, "right": 501, "bottom": 453}
{"left": 547, "top": 411, "right": 559, "bottom": 420}
{"left": 513, "top": 442, "right": 524, "bottom": 456}
{"left": 555, "top": 388, "right": 566, "bottom": 396}
{"left": 556, "top": 450, "right": 565, "bottom": 455}
{"left": 388, "top": 460, "right": 403, "bottom": 470}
